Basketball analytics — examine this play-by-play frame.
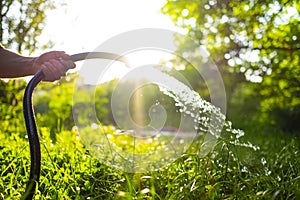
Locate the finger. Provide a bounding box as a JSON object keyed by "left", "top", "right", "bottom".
{"left": 41, "top": 62, "right": 57, "bottom": 81}
{"left": 59, "top": 58, "right": 76, "bottom": 69}
{"left": 44, "top": 60, "right": 64, "bottom": 81}
{"left": 40, "top": 51, "right": 67, "bottom": 61}
{"left": 59, "top": 53, "right": 71, "bottom": 60}
{"left": 49, "top": 59, "right": 67, "bottom": 75}
{"left": 51, "top": 51, "right": 71, "bottom": 60}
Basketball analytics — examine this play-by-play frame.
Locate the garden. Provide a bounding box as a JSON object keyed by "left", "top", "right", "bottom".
{"left": 1, "top": 0, "right": 300, "bottom": 199}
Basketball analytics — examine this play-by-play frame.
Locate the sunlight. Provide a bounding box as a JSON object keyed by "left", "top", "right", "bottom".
{"left": 77, "top": 49, "right": 176, "bottom": 85}
{"left": 41, "top": 0, "right": 177, "bottom": 54}
{"left": 132, "top": 85, "right": 145, "bottom": 128}
{"left": 125, "top": 49, "right": 174, "bottom": 68}
{"left": 37, "top": 0, "right": 178, "bottom": 84}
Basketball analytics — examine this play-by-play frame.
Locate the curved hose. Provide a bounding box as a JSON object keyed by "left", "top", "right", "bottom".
{"left": 22, "top": 52, "right": 129, "bottom": 199}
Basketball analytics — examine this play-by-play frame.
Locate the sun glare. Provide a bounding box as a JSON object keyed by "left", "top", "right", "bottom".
{"left": 39, "top": 0, "right": 178, "bottom": 84}
{"left": 42, "top": 0, "right": 176, "bottom": 54}
{"left": 77, "top": 49, "right": 175, "bottom": 85}
{"left": 125, "top": 49, "right": 174, "bottom": 68}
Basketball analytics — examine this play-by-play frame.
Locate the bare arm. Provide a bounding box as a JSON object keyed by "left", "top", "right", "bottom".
{"left": 0, "top": 46, "right": 75, "bottom": 81}
{"left": 0, "top": 47, "right": 36, "bottom": 78}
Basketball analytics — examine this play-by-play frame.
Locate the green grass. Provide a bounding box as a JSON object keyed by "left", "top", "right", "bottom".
{"left": 0, "top": 127, "right": 299, "bottom": 199}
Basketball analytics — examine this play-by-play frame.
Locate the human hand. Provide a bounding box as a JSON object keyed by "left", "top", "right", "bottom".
{"left": 33, "top": 51, "right": 75, "bottom": 81}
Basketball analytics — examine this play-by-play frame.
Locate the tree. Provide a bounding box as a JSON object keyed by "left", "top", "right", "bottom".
{"left": 0, "top": 0, "right": 62, "bottom": 136}
{"left": 0, "top": 0, "right": 58, "bottom": 53}
{"left": 162, "top": 0, "right": 300, "bottom": 131}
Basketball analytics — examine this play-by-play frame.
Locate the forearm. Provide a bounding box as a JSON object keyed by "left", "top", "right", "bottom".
{"left": 0, "top": 47, "right": 37, "bottom": 78}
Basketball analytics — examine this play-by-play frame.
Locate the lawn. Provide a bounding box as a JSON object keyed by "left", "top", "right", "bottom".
{"left": 0, "top": 126, "right": 299, "bottom": 199}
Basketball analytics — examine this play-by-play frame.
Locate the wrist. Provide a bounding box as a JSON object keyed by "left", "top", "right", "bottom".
{"left": 29, "top": 57, "right": 39, "bottom": 75}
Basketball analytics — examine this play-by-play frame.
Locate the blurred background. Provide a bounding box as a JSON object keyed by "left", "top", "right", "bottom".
{"left": 0, "top": 0, "right": 299, "bottom": 198}
{"left": 1, "top": 0, "right": 299, "bottom": 136}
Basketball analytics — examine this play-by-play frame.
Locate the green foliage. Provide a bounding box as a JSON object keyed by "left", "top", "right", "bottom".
{"left": 94, "top": 79, "right": 120, "bottom": 126}
{"left": 226, "top": 82, "right": 262, "bottom": 129}
{"left": 1, "top": 1, "right": 299, "bottom": 198}
{"left": 0, "top": 0, "right": 66, "bottom": 137}
{"left": 0, "top": 129, "right": 124, "bottom": 199}
{"left": 162, "top": 0, "right": 300, "bottom": 131}
{"left": 0, "top": 73, "right": 299, "bottom": 199}
{"left": 0, "top": 0, "right": 59, "bottom": 53}
{"left": 0, "top": 125, "right": 299, "bottom": 199}
{"left": 0, "top": 79, "right": 27, "bottom": 136}
{"left": 34, "top": 75, "right": 76, "bottom": 136}
{"left": 107, "top": 79, "right": 182, "bottom": 129}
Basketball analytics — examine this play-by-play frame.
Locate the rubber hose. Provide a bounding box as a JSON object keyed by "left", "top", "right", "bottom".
{"left": 22, "top": 52, "right": 129, "bottom": 199}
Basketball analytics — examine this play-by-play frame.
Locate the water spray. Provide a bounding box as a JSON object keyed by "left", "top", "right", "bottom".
{"left": 21, "top": 28, "right": 232, "bottom": 199}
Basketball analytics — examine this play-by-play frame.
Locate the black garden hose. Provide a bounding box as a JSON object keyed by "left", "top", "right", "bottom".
{"left": 22, "top": 52, "right": 129, "bottom": 200}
